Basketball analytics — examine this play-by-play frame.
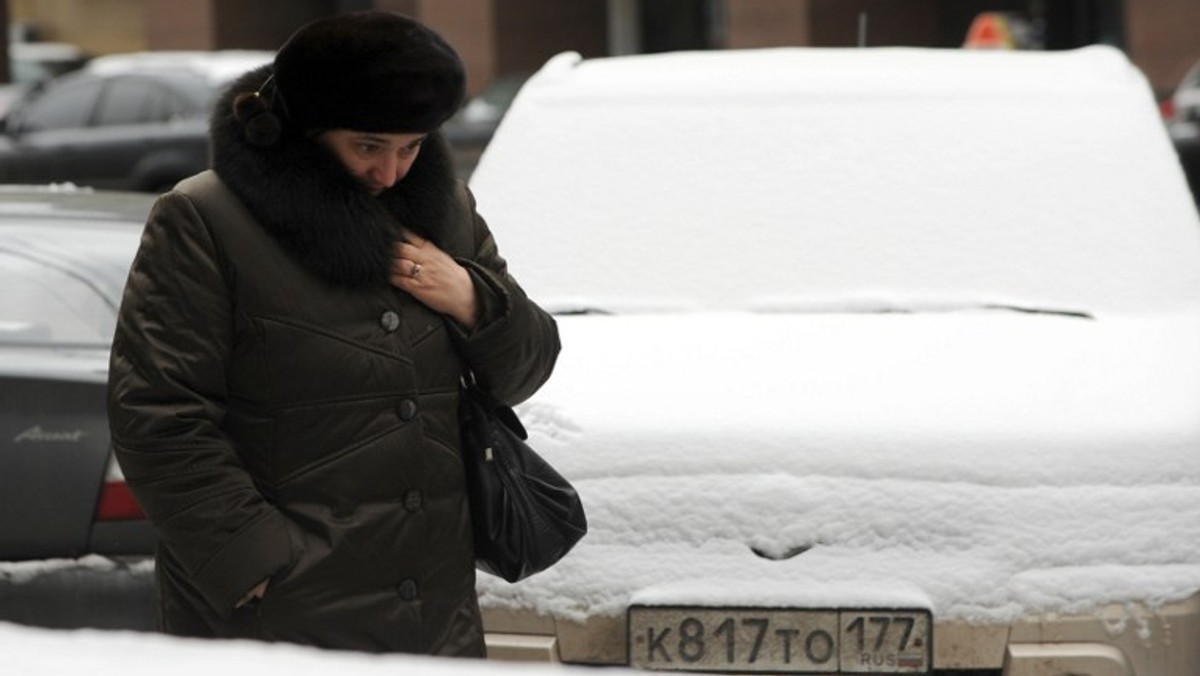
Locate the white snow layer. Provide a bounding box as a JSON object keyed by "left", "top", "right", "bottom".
{"left": 477, "top": 314, "right": 1200, "bottom": 625}
{"left": 0, "top": 620, "right": 634, "bottom": 675}
{"left": 471, "top": 47, "right": 1200, "bottom": 316}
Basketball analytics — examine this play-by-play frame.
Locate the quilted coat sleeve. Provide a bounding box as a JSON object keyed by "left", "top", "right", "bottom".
{"left": 452, "top": 185, "right": 561, "bottom": 406}
{"left": 107, "top": 192, "right": 293, "bottom": 618}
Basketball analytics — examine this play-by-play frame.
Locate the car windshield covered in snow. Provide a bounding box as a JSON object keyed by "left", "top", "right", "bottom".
{"left": 467, "top": 47, "right": 1200, "bottom": 675}
{"left": 474, "top": 48, "right": 1200, "bottom": 319}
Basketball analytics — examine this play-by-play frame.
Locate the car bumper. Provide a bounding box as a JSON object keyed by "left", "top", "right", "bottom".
{"left": 0, "top": 555, "right": 155, "bottom": 631}
{"left": 482, "top": 591, "right": 1200, "bottom": 675}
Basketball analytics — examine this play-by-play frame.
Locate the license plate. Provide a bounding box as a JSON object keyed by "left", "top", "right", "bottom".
{"left": 628, "top": 606, "right": 932, "bottom": 673}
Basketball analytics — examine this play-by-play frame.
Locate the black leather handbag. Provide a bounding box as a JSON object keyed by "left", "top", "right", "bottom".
{"left": 459, "top": 377, "right": 587, "bottom": 582}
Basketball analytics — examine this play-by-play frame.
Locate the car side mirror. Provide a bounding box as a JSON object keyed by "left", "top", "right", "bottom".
{"left": 2, "top": 104, "right": 32, "bottom": 136}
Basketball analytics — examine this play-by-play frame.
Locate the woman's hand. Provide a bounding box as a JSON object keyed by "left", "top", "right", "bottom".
{"left": 391, "top": 228, "right": 480, "bottom": 330}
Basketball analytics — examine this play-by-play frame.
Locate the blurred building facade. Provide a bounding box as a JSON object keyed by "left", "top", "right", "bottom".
{"left": 3, "top": 0, "right": 1198, "bottom": 99}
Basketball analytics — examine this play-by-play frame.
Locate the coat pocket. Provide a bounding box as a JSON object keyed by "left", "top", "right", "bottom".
{"left": 257, "top": 584, "right": 424, "bottom": 652}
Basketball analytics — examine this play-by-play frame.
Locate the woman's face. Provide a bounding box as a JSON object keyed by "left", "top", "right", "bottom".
{"left": 316, "top": 129, "right": 427, "bottom": 195}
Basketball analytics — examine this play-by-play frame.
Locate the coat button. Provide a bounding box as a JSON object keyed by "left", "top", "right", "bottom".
{"left": 397, "top": 398, "right": 417, "bottom": 421}
{"left": 397, "top": 578, "right": 419, "bottom": 601}
{"left": 379, "top": 310, "right": 401, "bottom": 332}
{"left": 403, "top": 490, "right": 423, "bottom": 512}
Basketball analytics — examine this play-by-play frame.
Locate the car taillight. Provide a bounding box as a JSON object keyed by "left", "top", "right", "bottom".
{"left": 1161, "top": 98, "right": 1177, "bottom": 122}
{"left": 95, "top": 458, "right": 146, "bottom": 522}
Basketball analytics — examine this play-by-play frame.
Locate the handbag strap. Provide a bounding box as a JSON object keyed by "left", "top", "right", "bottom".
{"left": 460, "top": 370, "right": 529, "bottom": 440}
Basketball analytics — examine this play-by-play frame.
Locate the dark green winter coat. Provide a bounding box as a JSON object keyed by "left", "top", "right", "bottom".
{"left": 106, "top": 65, "right": 559, "bottom": 655}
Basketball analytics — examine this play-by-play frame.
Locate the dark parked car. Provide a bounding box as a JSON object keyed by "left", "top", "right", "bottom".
{"left": 1167, "top": 59, "right": 1200, "bottom": 208}
{"left": 0, "top": 186, "right": 157, "bottom": 630}
{"left": 441, "top": 72, "right": 529, "bottom": 179}
{"left": 0, "top": 50, "right": 272, "bottom": 192}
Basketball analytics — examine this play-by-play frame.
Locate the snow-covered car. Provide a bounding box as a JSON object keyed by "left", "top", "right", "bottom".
{"left": 0, "top": 186, "right": 156, "bottom": 629}
{"left": 467, "top": 47, "right": 1200, "bottom": 674}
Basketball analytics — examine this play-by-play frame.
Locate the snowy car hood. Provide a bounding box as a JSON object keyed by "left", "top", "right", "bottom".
{"left": 478, "top": 311, "right": 1200, "bottom": 624}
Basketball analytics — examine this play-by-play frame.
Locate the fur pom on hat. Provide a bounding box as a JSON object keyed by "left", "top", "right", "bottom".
{"left": 239, "top": 11, "right": 465, "bottom": 146}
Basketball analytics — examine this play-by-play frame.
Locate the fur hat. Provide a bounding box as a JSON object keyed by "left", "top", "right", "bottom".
{"left": 235, "top": 11, "right": 465, "bottom": 146}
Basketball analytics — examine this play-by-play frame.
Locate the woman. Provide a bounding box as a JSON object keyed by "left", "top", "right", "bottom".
{"left": 106, "top": 12, "right": 559, "bottom": 656}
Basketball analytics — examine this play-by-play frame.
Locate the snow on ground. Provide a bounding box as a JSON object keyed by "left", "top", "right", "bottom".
{"left": 0, "top": 620, "right": 633, "bottom": 676}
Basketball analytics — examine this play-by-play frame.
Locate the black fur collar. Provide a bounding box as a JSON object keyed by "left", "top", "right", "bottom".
{"left": 209, "top": 65, "right": 460, "bottom": 288}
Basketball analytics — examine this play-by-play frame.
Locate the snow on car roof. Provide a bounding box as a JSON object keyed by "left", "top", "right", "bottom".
{"left": 84, "top": 50, "right": 273, "bottom": 86}
{"left": 471, "top": 46, "right": 1200, "bottom": 316}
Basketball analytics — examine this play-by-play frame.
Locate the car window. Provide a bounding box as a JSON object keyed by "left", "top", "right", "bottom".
{"left": 0, "top": 249, "right": 115, "bottom": 346}
{"left": 143, "top": 82, "right": 192, "bottom": 121}
{"left": 94, "top": 77, "right": 153, "bottom": 125}
{"left": 11, "top": 76, "right": 102, "bottom": 132}
{"left": 95, "top": 77, "right": 193, "bottom": 125}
